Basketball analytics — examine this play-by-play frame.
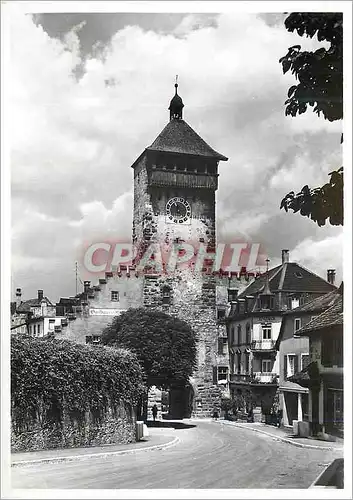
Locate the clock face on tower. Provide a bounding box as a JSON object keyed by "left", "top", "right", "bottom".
{"left": 166, "top": 197, "right": 191, "bottom": 224}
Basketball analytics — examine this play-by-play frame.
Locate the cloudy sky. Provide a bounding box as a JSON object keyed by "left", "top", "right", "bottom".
{"left": 9, "top": 7, "right": 343, "bottom": 302}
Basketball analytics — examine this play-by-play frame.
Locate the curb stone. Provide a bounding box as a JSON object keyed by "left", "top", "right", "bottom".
{"left": 11, "top": 435, "right": 180, "bottom": 468}
{"left": 219, "top": 421, "right": 343, "bottom": 451}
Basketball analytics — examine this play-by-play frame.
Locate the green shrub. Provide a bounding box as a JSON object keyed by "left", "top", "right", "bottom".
{"left": 11, "top": 336, "right": 145, "bottom": 435}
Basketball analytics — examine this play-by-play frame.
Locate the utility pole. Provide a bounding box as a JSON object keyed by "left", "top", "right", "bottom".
{"left": 75, "top": 261, "right": 78, "bottom": 296}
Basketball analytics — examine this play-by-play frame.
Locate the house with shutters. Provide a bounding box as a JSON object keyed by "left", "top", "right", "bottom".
{"left": 11, "top": 288, "right": 61, "bottom": 337}
{"left": 275, "top": 282, "right": 338, "bottom": 428}
{"left": 290, "top": 284, "right": 343, "bottom": 438}
{"left": 226, "top": 250, "right": 336, "bottom": 417}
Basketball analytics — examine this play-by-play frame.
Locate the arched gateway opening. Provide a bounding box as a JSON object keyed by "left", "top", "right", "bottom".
{"left": 168, "top": 382, "right": 195, "bottom": 419}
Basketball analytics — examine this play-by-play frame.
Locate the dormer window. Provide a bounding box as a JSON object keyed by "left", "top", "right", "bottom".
{"left": 259, "top": 295, "right": 274, "bottom": 310}
{"left": 294, "top": 272, "right": 303, "bottom": 278}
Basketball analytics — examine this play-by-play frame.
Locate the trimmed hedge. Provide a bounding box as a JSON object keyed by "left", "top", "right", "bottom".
{"left": 11, "top": 336, "right": 145, "bottom": 451}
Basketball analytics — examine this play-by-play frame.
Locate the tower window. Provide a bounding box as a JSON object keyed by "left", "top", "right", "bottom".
{"left": 111, "top": 291, "right": 119, "bottom": 302}
{"left": 217, "top": 308, "right": 226, "bottom": 320}
{"left": 228, "top": 289, "right": 238, "bottom": 302}
{"left": 162, "top": 285, "right": 171, "bottom": 305}
{"left": 217, "top": 366, "right": 228, "bottom": 381}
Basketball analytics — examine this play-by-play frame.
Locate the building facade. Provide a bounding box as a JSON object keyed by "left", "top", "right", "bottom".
{"left": 11, "top": 289, "right": 58, "bottom": 336}
{"left": 292, "top": 284, "right": 343, "bottom": 438}
{"left": 275, "top": 284, "right": 338, "bottom": 428}
{"left": 227, "top": 250, "right": 336, "bottom": 417}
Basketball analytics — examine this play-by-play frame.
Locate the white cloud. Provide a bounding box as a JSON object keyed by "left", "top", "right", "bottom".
{"left": 291, "top": 233, "right": 343, "bottom": 284}
{"left": 9, "top": 11, "right": 343, "bottom": 301}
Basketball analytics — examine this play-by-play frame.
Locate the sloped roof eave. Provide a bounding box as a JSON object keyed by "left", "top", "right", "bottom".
{"left": 146, "top": 146, "right": 228, "bottom": 161}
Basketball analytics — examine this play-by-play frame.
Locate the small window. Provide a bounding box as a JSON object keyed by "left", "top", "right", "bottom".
{"left": 301, "top": 353, "right": 310, "bottom": 371}
{"left": 37, "top": 324, "right": 40, "bottom": 335}
{"left": 217, "top": 366, "right": 228, "bottom": 381}
{"left": 299, "top": 296, "right": 305, "bottom": 306}
{"left": 218, "top": 337, "right": 227, "bottom": 355}
{"left": 92, "top": 335, "right": 101, "bottom": 344}
{"left": 262, "top": 359, "right": 272, "bottom": 373}
{"left": 294, "top": 318, "right": 302, "bottom": 333}
{"left": 237, "top": 325, "right": 242, "bottom": 344}
{"left": 111, "top": 290, "right": 119, "bottom": 302}
{"left": 217, "top": 308, "right": 226, "bottom": 320}
{"left": 245, "top": 352, "right": 250, "bottom": 373}
{"left": 285, "top": 354, "right": 298, "bottom": 379}
{"left": 262, "top": 324, "right": 272, "bottom": 340}
{"left": 228, "top": 289, "right": 238, "bottom": 302}
{"left": 162, "top": 285, "right": 171, "bottom": 305}
{"left": 33, "top": 325, "right": 36, "bottom": 336}
{"left": 294, "top": 272, "right": 303, "bottom": 278}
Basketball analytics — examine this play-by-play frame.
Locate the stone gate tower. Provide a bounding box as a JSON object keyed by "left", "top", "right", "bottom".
{"left": 130, "top": 83, "right": 228, "bottom": 418}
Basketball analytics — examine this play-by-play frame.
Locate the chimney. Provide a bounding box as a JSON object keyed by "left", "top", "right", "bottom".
{"left": 38, "top": 290, "right": 44, "bottom": 301}
{"left": 327, "top": 269, "right": 336, "bottom": 285}
{"left": 84, "top": 281, "right": 91, "bottom": 293}
{"left": 15, "top": 288, "right": 22, "bottom": 307}
{"left": 282, "top": 249, "right": 289, "bottom": 264}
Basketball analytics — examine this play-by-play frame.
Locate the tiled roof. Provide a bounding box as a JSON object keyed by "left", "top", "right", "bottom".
{"left": 238, "top": 265, "right": 282, "bottom": 298}
{"left": 57, "top": 297, "right": 81, "bottom": 305}
{"left": 16, "top": 297, "right": 53, "bottom": 313}
{"left": 295, "top": 291, "right": 343, "bottom": 336}
{"left": 287, "top": 289, "right": 339, "bottom": 314}
{"left": 147, "top": 119, "right": 228, "bottom": 160}
{"left": 239, "top": 262, "right": 335, "bottom": 299}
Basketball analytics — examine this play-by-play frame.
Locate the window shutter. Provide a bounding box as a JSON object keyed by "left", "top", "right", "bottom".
{"left": 213, "top": 366, "right": 218, "bottom": 384}
{"left": 284, "top": 355, "right": 288, "bottom": 380}
{"left": 294, "top": 355, "right": 299, "bottom": 374}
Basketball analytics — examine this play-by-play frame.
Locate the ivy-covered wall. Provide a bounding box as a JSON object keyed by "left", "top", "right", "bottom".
{"left": 11, "top": 336, "right": 145, "bottom": 452}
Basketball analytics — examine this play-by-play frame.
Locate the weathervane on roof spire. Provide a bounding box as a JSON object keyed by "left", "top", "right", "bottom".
{"left": 263, "top": 258, "right": 272, "bottom": 296}
{"left": 169, "top": 75, "right": 184, "bottom": 120}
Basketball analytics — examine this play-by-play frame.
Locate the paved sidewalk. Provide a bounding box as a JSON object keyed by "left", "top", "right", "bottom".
{"left": 12, "top": 429, "right": 178, "bottom": 467}
{"left": 219, "top": 420, "right": 344, "bottom": 451}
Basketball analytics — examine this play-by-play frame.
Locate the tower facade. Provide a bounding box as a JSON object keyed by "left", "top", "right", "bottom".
{"left": 131, "top": 84, "right": 228, "bottom": 417}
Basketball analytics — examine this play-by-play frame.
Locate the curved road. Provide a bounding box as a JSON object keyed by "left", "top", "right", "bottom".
{"left": 12, "top": 420, "right": 340, "bottom": 489}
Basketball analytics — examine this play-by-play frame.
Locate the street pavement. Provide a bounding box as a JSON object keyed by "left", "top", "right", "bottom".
{"left": 11, "top": 419, "right": 342, "bottom": 489}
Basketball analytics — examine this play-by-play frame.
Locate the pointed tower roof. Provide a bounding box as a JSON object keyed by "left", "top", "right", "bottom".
{"left": 147, "top": 119, "right": 228, "bottom": 160}
{"left": 131, "top": 80, "right": 228, "bottom": 168}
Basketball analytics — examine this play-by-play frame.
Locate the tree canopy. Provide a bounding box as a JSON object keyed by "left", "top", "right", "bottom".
{"left": 101, "top": 307, "right": 198, "bottom": 390}
{"left": 279, "top": 12, "right": 343, "bottom": 226}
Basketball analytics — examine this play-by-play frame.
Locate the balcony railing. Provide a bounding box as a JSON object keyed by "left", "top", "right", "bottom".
{"left": 230, "top": 373, "right": 253, "bottom": 383}
{"left": 253, "top": 372, "right": 278, "bottom": 384}
{"left": 251, "top": 340, "right": 276, "bottom": 350}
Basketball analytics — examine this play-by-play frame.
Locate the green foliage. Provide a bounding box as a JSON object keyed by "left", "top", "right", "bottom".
{"left": 279, "top": 13, "right": 342, "bottom": 121}
{"left": 220, "top": 397, "right": 236, "bottom": 416}
{"left": 279, "top": 13, "right": 343, "bottom": 227}
{"left": 280, "top": 167, "right": 343, "bottom": 226}
{"left": 11, "top": 336, "right": 145, "bottom": 433}
{"left": 101, "top": 307, "right": 197, "bottom": 390}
